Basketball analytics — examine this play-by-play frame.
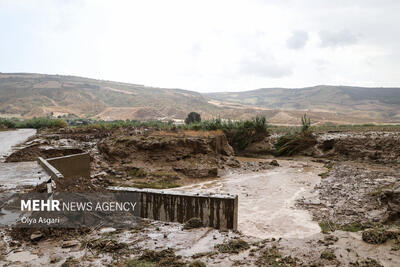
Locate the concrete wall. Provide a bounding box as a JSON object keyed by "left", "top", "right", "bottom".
{"left": 38, "top": 157, "right": 64, "bottom": 179}
{"left": 38, "top": 153, "right": 91, "bottom": 179}
{"left": 110, "top": 187, "right": 238, "bottom": 230}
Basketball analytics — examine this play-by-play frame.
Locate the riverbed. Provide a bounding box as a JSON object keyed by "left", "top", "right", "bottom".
{"left": 177, "top": 158, "right": 324, "bottom": 239}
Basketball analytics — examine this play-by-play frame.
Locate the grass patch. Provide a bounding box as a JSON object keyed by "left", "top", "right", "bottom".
{"left": 124, "top": 259, "right": 155, "bottom": 267}
{"left": 320, "top": 249, "right": 336, "bottom": 260}
{"left": 192, "top": 251, "right": 218, "bottom": 259}
{"left": 82, "top": 238, "right": 128, "bottom": 254}
{"left": 139, "top": 248, "right": 185, "bottom": 266}
{"left": 150, "top": 170, "right": 179, "bottom": 179}
{"left": 130, "top": 181, "right": 180, "bottom": 189}
{"left": 128, "top": 168, "right": 147, "bottom": 178}
{"left": 188, "top": 260, "right": 206, "bottom": 267}
{"left": 319, "top": 221, "right": 373, "bottom": 234}
{"left": 61, "top": 256, "right": 80, "bottom": 267}
{"left": 369, "top": 187, "right": 384, "bottom": 197}
{"left": 350, "top": 258, "right": 384, "bottom": 267}
{"left": 340, "top": 222, "right": 373, "bottom": 232}
{"left": 392, "top": 236, "right": 400, "bottom": 251}
{"left": 215, "top": 239, "right": 250, "bottom": 254}
{"left": 255, "top": 246, "right": 298, "bottom": 266}
{"left": 361, "top": 228, "right": 397, "bottom": 244}
{"left": 318, "top": 172, "right": 329, "bottom": 178}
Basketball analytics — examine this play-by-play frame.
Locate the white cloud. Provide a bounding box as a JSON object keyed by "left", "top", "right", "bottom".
{"left": 287, "top": 31, "right": 309, "bottom": 50}
{"left": 319, "top": 30, "right": 359, "bottom": 47}
{"left": 0, "top": 0, "right": 400, "bottom": 91}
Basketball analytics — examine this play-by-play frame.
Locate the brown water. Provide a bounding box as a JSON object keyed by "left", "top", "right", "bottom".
{"left": 0, "top": 128, "right": 36, "bottom": 161}
{"left": 177, "top": 159, "right": 324, "bottom": 239}
{"left": 0, "top": 129, "right": 48, "bottom": 191}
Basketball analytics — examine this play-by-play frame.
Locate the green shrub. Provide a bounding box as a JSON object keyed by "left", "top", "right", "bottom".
{"left": 0, "top": 118, "right": 16, "bottom": 129}
{"left": 0, "top": 117, "right": 66, "bottom": 129}
{"left": 274, "top": 114, "right": 317, "bottom": 156}
{"left": 185, "top": 116, "right": 269, "bottom": 151}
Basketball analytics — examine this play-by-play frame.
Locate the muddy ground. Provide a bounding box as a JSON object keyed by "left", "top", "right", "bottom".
{"left": 1, "top": 128, "right": 400, "bottom": 266}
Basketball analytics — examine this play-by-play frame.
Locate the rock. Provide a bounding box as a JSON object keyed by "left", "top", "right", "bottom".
{"left": 30, "top": 231, "right": 43, "bottom": 242}
{"left": 269, "top": 160, "right": 279, "bottom": 166}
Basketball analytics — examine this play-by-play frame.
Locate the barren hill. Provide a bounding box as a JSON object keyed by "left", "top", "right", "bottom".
{"left": 1, "top": 73, "right": 400, "bottom": 124}
{"left": 0, "top": 73, "right": 219, "bottom": 121}
{"left": 205, "top": 85, "right": 400, "bottom": 124}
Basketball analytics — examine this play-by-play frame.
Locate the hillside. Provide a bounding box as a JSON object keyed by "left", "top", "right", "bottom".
{"left": 205, "top": 85, "right": 400, "bottom": 124}
{"left": 0, "top": 73, "right": 220, "bottom": 121}
{"left": 1, "top": 73, "right": 400, "bottom": 124}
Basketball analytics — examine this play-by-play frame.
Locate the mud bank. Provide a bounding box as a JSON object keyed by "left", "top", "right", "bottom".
{"left": 298, "top": 161, "right": 400, "bottom": 224}
{"left": 315, "top": 132, "right": 400, "bottom": 164}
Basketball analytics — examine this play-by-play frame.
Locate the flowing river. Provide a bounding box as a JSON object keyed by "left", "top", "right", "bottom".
{"left": 0, "top": 128, "right": 36, "bottom": 161}
{"left": 178, "top": 158, "right": 325, "bottom": 239}
{"left": 0, "top": 128, "right": 49, "bottom": 190}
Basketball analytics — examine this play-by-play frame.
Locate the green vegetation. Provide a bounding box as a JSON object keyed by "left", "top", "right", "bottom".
{"left": 186, "top": 116, "right": 269, "bottom": 151}
{"left": 215, "top": 239, "right": 250, "bottom": 254}
{"left": 361, "top": 227, "right": 398, "bottom": 244}
{"left": 128, "top": 168, "right": 147, "bottom": 178}
{"left": 81, "top": 116, "right": 269, "bottom": 151}
{"left": 139, "top": 248, "right": 185, "bottom": 266}
{"left": 320, "top": 249, "right": 336, "bottom": 260}
{"left": 392, "top": 236, "right": 400, "bottom": 251}
{"left": 185, "top": 112, "right": 201, "bottom": 124}
{"left": 255, "top": 246, "right": 298, "bottom": 266}
{"left": 124, "top": 259, "right": 155, "bottom": 267}
{"left": 130, "top": 181, "right": 180, "bottom": 189}
{"left": 61, "top": 256, "right": 80, "bottom": 267}
{"left": 191, "top": 251, "right": 218, "bottom": 259}
{"left": 319, "top": 221, "right": 373, "bottom": 234}
{"left": 188, "top": 260, "right": 206, "bottom": 267}
{"left": 0, "top": 117, "right": 67, "bottom": 129}
{"left": 274, "top": 114, "right": 317, "bottom": 156}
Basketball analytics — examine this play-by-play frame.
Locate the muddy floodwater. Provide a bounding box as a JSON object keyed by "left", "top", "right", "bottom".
{"left": 0, "top": 129, "right": 48, "bottom": 191}
{"left": 0, "top": 128, "right": 36, "bottom": 161}
{"left": 178, "top": 158, "right": 325, "bottom": 239}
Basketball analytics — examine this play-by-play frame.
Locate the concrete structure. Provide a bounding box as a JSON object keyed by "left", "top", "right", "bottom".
{"left": 38, "top": 157, "right": 64, "bottom": 179}
{"left": 37, "top": 153, "right": 239, "bottom": 230}
{"left": 110, "top": 186, "right": 238, "bottom": 230}
{"left": 38, "top": 152, "right": 90, "bottom": 179}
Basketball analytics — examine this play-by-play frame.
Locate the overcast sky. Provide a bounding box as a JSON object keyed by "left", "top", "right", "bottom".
{"left": 1, "top": 0, "right": 399, "bottom": 92}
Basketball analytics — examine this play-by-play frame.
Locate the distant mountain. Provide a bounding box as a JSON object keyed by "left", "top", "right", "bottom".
{"left": 0, "top": 73, "right": 399, "bottom": 124}
{"left": 205, "top": 85, "right": 400, "bottom": 123}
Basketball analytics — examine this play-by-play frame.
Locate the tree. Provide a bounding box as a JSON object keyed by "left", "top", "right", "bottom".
{"left": 185, "top": 112, "right": 201, "bottom": 124}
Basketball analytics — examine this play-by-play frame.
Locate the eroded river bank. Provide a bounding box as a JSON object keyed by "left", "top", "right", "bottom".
{"left": 1, "top": 128, "right": 399, "bottom": 266}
